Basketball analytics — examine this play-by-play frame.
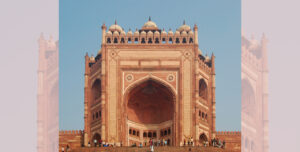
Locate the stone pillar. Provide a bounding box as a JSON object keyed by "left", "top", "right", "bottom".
{"left": 101, "top": 23, "right": 106, "bottom": 44}
{"left": 84, "top": 53, "right": 90, "bottom": 146}
{"left": 194, "top": 24, "right": 198, "bottom": 45}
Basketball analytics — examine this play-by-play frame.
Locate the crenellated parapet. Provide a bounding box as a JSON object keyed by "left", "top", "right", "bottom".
{"left": 59, "top": 130, "right": 84, "bottom": 136}
{"left": 102, "top": 18, "right": 196, "bottom": 45}
{"left": 216, "top": 131, "right": 241, "bottom": 135}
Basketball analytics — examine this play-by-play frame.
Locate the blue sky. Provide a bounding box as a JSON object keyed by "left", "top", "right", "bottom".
{"left": 59, "top": 0, "right": 241, "bottom": 131}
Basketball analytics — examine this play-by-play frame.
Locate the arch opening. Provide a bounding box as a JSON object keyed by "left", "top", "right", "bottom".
{"left": 199, "top": 79, "right": 208, "bottom": 100}
{"left": 91, "top": 79, "right": 101, "bottom": 105}
{"left": 126, "top": 80, "right": 174, "bottom": 124}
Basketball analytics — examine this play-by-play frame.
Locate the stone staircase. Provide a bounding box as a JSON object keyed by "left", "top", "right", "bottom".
{"left": 70, "top": 146, "right": 235, "bottom": 152}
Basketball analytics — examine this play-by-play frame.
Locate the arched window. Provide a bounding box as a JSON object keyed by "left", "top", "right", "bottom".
{"left": 96, "top": 112, "right": 98, "bottom": 118}
{"left": 162, "top": 38, "right": 166, "bottom": 44}
{"left": 148, "top": 132, "right": 152, "bottom": 137}
{"left": 141, "top": 38, "right": 146, "bottom": 44}
{"left": 169, "top": 38, "right": 173, "bottom": 43}
{"left": 134, "top": 38, "right": 139, "bottom": 44}
{"left": 175, "top": 38, "right": 180, "bottom": 43}
{"left": 153, "top": 132, "right": 157, "bottom": 137}
{"left": 120, "top": 38, "right": 125, "bottom": 43}
{"left": 91, "top": 79, "right": 101, "bottom": 102}
{"left": 164, "top": 130, "right": 167, "bottom": 136}
{"left": 129, "top": 129, "right": 132, "bottom": 134}
{"left": 113, "top": 38, "right": 118, "bottom": 43}
{"left": 199, "top": 79, "right": 208, "bottom": 100}
{"left": 182, "top": 38, "right": 187, "bottom": 43}
{"left": 127, "top": 38, "right": 131, "bottom": 43}
{"left": 202, "top": 112, "right": 204, "bottom": 118}
{"left": 107, "top": 38, "right": 111, "bottom": 43}
{"left": 137, "top": 131, "right": 140, "bottom": 137}
{"left": 155, "top": 38, "right": 159, "bottom": 44}
{"left": 133, "top": 130, "right": 136, "bottom": 135}
{"left": 168, "top": 128, "right": 171, "bottom": 135}
{"left": 148, "top": 38, "right": 152, "bottom": 44}
{"left": 189, "top": 38, "right": 193, "bottom": 43}
{"left": 143, "top": 132, "right": 147, "bottom": 137}
{"left": 199, "top": 110, "right": 201, "bottom": 117}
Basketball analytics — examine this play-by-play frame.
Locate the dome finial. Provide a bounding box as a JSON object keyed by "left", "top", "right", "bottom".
{"left": 149, "top": 16, "right": 151, "bottom": 21}
{"left": 183, "top": 20, "right": 186, "bottom": 25}
{"left": 115, "top": 20, "right": 117, "bottom": 25}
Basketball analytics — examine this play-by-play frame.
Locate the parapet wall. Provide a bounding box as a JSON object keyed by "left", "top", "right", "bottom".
{"left": 59, "top": 130, "right": 83, "bottom": 152}
{"left": 216, "top": 131, "right": 241, "bottom": 152}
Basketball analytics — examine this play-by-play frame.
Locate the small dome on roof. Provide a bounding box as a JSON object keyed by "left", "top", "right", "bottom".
{"left": 134, "top": 29, "right": 139, "bottom": 36}
{"left": 205, "top": 54, "right": 210, "bottom": 61}
{"left": 141, "top": 31, "right": 146, "bottom": 36}
{"left": 178, "top": 20, "right": 191, "bottom": 32}
{"left": 127, "top": 29, "right": 133, "bottom": 36}
{"left": 90, "top": 55, "right": 95, "bottom": 62}
{"left": 142, "top": 17, "right": 158, "bottom": 30}
{"left": 168, "top": 29, "right": 173, "bottom": 35}
{"left": 175, "top": 30, "right": 180, "bottom": 36}
{"left": 147, "top": 31, "right": 153, "bottom": 36}
{"left": 120, "top": 30, "right": 126, "bottom": 36}
{"left": 161, "top": 29, "right": 167, "bottom": 36}
{"left": 154, "top": 31, "right": 160, "bottom": 36}
{"left": 106, "top": 31, "right": 112, "bottom": 36}
{"left": 109, "top": 20, "right": 123, "bottom": 32}
{"left": 181, "top": 31, "right": 187, "bottom": 36}
{"left": 188, "top": 30, "right": 194, "bottom": 36}
{"left": 113, "top": 31, "right": 119, "bottom": 36}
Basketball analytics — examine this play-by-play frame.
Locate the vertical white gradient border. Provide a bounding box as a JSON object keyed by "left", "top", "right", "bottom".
{"left": 243, "top": 0, "right": 300, "bottom": 152}
{"left": 0, "top": 0, "right": 58, "bottom": 152}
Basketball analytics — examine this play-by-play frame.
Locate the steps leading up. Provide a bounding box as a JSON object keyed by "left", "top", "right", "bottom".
{"left": 70, "top": 146, "right": 235, "bottom": 152}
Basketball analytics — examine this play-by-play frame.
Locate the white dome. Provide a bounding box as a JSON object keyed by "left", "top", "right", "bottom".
{"left": 127, "top": 30, "right": 133, "bottom": 36}
{"left": 168, "top": 29, "right": 173, "bottom": 36}
{"left": 181, "top": 31, "right": 187, "bottom": 36}
{"left": 161, "top": 29, "right": 167, "bottom": 36}
{"left": 154, "top": 31, "right": 160, "bottom": 36}
{"left": 106, "top": 31, "right": 112, "bottom": 36}
{"left": 109, "top": 24, "right": 123, "bottom": 32}
{"left": 142, "top": 17, "right": 158, "bottom": 30}
{"left": 113, "top": 31, "right": 119, "bottom": 36}
{"left": 178, "top": 21, "right": 191, "bottom": 32}
{"left": 134, "top": 29, "right": 139, "bottom": 36}
{"left": 90, "top": 55, "right": 95, "bottom": 62}
{"left": 120, "top": 30, "right": 126, "bottom": 36}
{"left": 147, "top": 31, "right": 153, "bottom": 36}
{"left": 141, "top": 31, "right": 146, "bottom": 36}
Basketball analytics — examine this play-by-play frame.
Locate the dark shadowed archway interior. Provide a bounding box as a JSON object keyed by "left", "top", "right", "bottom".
{"left": 127, "top": 80, "right": 174, "bottom": 124}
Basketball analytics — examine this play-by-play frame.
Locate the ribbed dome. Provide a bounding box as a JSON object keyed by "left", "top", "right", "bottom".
{"left": 109, "top": 23, "right": 123, "bottom": 32}
{"left": 142, "top": 17, "right": 158, "bottom": 30}
{"left": 181, "top": 31, "right": 187, "bottom": 36}
{"left": 134, "top": 29, "right": 139, "bottom": 36}
{"left": 120, "top": 30, "right": 126, "bottom": 36}
{"left": 90, "top": 55, "right": 95, "bottom": 62}
{"left": 161, "top": 29, "right": 167, "bottom": 36}
{"left": 178, "top": 21, "right": 191, "bottom": 32}
{"left": 188, "top": 30, "right": 194, "bottom": 36}
{"left": 147, "top": 31, "right": 153, "bottom": 36}
{"left": 106, "top": 31, "right": 112, "bottom": 36}
{"left": 141, "top": 31, "right": 146, "bottom": 36}
{"left": 168, "top": 29, "right": 173, "bottom": 36}
{"left": 113, "top": 31, "right": 119, "bottom": 36}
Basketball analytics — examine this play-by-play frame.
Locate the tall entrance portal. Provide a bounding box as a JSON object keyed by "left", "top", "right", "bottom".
{"left": 125, "top": 79, "right": 175, "bottom": 146}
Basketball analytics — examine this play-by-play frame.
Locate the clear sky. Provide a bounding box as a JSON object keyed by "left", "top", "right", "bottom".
{"left": 59, "top": 0, "right": 241, "bottom": 131}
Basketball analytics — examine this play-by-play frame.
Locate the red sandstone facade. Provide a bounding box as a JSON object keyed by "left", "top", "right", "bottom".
{"left": 59, "top": 19, "right": 241, "bottom": 151}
